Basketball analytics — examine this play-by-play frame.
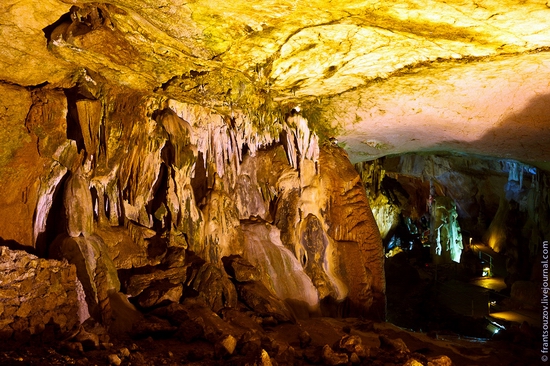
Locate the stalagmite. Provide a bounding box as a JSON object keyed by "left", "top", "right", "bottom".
{"left": 64, "top": 170, "right": 95, "bottom": 238}
{"left": 241, "top": 221, "right": 320, "bottom": 314}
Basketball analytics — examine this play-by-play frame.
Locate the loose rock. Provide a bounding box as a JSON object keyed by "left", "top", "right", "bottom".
{"left": 298, "top": 330, "right": 312, "bottom": 348}
{"left": 428, "top": 355, "right": 453, "bottom": 366}
{"left": 379, "top": 335, "right": 409, "bottom": 354}
{"left": 322, "top": 344, "right": 348, "bottom": 366}
{"left": 75, "top": 329, "right": 100, "bottom": 351}
{"left": 108, "top": 354, "right": 122, "bottom": 365}
{"left": 119, "top": 347, "right": 130, "bottom": 358}
{"left": 404, "top": 359, "right": 425, "bottom": 366}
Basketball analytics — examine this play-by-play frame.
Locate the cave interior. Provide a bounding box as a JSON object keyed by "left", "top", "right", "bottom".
{"left": 1, "top": 1, "right": 550, "bottom": 365}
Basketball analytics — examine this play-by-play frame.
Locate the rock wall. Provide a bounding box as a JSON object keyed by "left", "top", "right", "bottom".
{"left": 0, "top": 79, "right": 385, "bottom": 337}
{"left": 358, "top": 153, "right": 550, "bottom": 284}
{"left": 0, "top": 246, "right": 81, "bottom": 342}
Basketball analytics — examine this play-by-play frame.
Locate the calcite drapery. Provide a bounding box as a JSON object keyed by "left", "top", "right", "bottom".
{"left": 241, "top": 220, "right": 320, "bottom": 315}
{"left": 358, "top": 153, "right": 550, "bottom": 287}
{"left": 430, "top": 196, "right": 463, "bottom": 264}
{"left": 0, "top": 76, "right": 386, "bottom": 335}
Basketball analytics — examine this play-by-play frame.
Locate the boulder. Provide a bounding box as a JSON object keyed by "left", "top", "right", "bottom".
{"left": 322, "top": 344, "right": 348, "bottom": 365}
{"left": 222, "top": 255, "right": 261, "bottom": 282}
{"left": 379, "top": 335, "right": 409, "bottom": 354}
{"left": 75, "top": 327, "right": 100, "bottom": 351}
{"left": 136, "top": 283, "right": 183, "bottom": 309}
{"left": 214, "top": 334, "right": 237, "bottom": 357}
{"left": 0, "top": 246, "right": 80, "bottom": 341}
{"left": 338, "top": 334, "right": 367, "bottom": 357}
{"left": 404, "top": 359, "right": 425, "bottom": 366}
{"left": 189, "top": 263, "right": 238, "bottom": 312}
{"left": 428, "top": 355, "right": 453, "bottom": 366}
{"left": 236, "top": 281, "right": 294, "bottom": 323}
{"left": 125, "top": 267, "right": 187, "bottom": 297}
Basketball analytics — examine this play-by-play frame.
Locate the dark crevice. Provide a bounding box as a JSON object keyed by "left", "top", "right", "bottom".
{"left": 147, "top": 234, "right": 168, "bottom": 260}
{"left": 191, "top": 152, "right": 208, "bottom": 206}
{"left": 149, "top": 163, "right": 169, "bottom": 232}
{"left": 90, "top": 186, "right": 99, "bottom": 222}
{"left": 104, "top": 193, "right": 112, "bottom": 223}
{"left": 64, "top": 87, "right": 86, "bottom": 153}
{"left": 0, "top": 238, "right": 36, "bottom": 256}
{"left": 42, "top": 12, "right": 71, "bottom": 43}
{"left": 35, "top": 173, "right": 70, "bottom": 258}
{"left": 25, "top": 82, "right": 50, "bottom": 91}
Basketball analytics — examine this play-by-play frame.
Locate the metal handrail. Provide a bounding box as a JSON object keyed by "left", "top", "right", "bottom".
{"left": 472, "top": 245, "right": 494, "bottom": 277}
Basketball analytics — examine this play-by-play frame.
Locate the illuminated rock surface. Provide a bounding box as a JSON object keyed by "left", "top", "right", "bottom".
{"left": 0, "top": 79, "right": 384, "bottom": 337}
{"left": 0, "top": 1, "right": 549, "bottom": 364}
{"left": 0, "top": 246, "right": 81, "bottom": 341}
{"left": 1, "top": 0, "right": 550, "bottom": 164}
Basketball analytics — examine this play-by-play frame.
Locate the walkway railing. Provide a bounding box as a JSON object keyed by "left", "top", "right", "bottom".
{"left": 472, "top": 244, "right": 494, "bottom": 277}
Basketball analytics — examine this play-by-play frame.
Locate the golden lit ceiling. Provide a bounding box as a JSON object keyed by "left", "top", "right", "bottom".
{"left": 2, "top": 0, "right": 550, "bottom": 164}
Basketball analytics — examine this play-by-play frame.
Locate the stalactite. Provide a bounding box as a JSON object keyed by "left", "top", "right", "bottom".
{"left": 167, "top": 99, "right": 320, "bottom": 192}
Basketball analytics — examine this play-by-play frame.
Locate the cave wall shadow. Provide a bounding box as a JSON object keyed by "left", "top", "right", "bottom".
{"left": 0, "top": 237, "right": 36, "bottom": 255}
{"left": 441, "top": 92, "right": 550, "bottom": 164}
{"left": 428, "top": 92, "right": 550, "bottom": 284}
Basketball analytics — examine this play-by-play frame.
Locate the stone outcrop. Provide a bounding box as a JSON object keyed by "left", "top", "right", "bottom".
{"left": 0, "top": 246, "right": 80, "bottom": 342}
{"left": 0, "top": 76, "right": 386, "bottom": 338}
{"left": 359, "top": 153, "right": 550, "bottom": 283}
{"left": 2, "top": 3, "right": 550, "bottom": 365}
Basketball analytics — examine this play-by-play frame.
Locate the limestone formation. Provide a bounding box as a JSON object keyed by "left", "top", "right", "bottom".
{"left": 0, "top": 246, "right": 80, "bottom": 342}
{"left": 0, "top": 74, "right": 388, "bottom": 339}
{"left": 1, "top": 3, "right": 549, "bottom": 365}
{"left": 359, "top": 154, "right": 550, "bottom": 281}
{"left": 431, "top": 196, "right": 463, "bottom": 264}
{"left": 0, "top": 70, "right": 386, "bottom": 339}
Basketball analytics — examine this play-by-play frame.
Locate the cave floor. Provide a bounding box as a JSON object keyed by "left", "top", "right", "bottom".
{"left": 0, "top": 317, "right": 539, "bottom": 365}
{"left": 489, "top": 310, "right": 541, "bottom": 328}
{"left": 469, "top": 277, "right": 507, "bottom": 292}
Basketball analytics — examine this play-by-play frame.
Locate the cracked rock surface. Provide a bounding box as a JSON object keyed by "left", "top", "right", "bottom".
{"left": 2, "top": 0, "right": 550, "bottom": 165}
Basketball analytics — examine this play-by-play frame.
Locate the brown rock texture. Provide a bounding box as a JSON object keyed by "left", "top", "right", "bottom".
{"left": 321, "top": 146, "right": 386, "bottom": 318}
{"left": 0, "top": 80, "right": 386, "bottom": 333}
{"left": 0, "top": 2, "right": 392, "bottom": 329}
{"left": 0, "top": 246, "right": 80, "bottom": 341}
{"left": 1, "top": 2, "right": 549, "bottom": 364}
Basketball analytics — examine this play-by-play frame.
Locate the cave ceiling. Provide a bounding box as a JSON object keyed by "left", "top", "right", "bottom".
{"left": 3, "top": 0, "right": 550, "bottom": 167}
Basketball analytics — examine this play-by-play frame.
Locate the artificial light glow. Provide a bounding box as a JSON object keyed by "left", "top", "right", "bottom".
{"left": 486, "top": 323, "right": 500, "bottom": 334}
{"left": 385, "top": 246, "right": 403, "bottom": 258}
{"left": 486, "top": 319, "right": 506, "bottom": 335}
